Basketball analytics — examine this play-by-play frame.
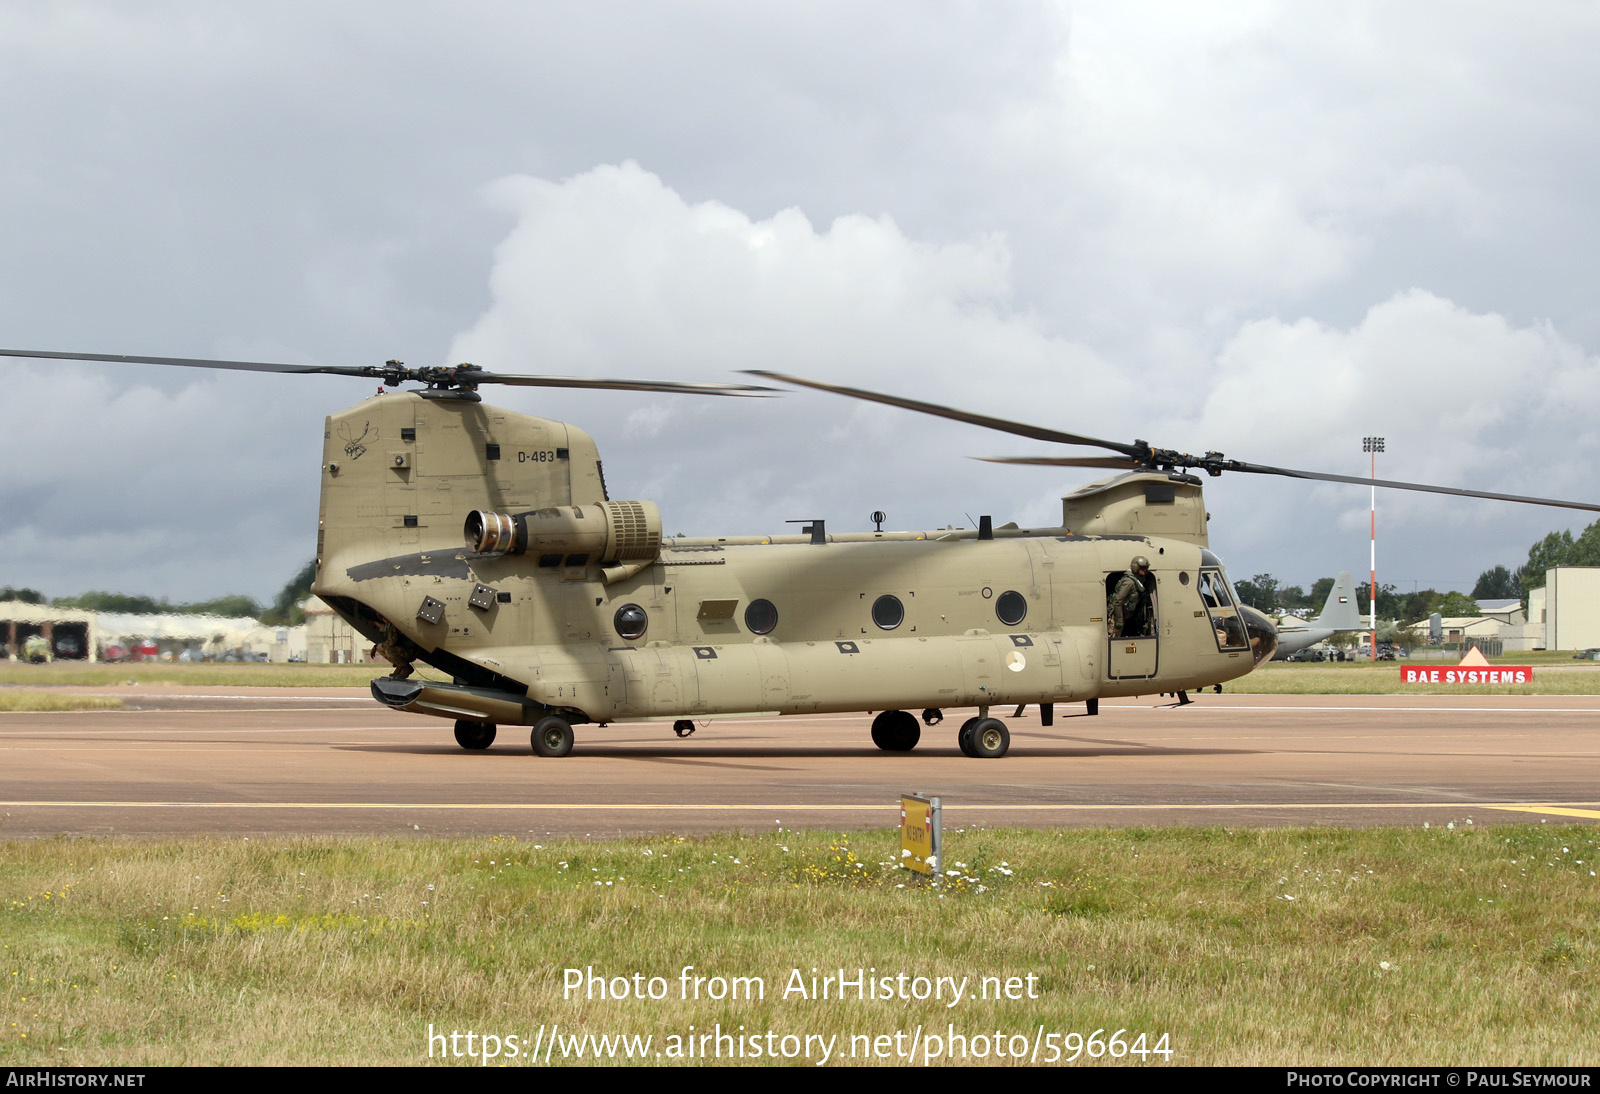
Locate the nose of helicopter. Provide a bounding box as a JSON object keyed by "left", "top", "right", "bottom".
{"left": 1239, "top": 604, "right": 1278, "bottom": 666}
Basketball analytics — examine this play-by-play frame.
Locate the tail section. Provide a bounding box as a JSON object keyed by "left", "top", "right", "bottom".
{"left": 1314, "top": 572, "right": 1362, "bottom": 630}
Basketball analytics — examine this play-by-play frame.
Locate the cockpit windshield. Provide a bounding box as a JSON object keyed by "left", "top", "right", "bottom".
{"left": 1199, "top": 569, "right": 1249, "bottom": 650}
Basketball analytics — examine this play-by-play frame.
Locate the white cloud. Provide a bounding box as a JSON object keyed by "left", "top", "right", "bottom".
{"left": 1202, "top": 289, "right": 1598, "bottom": 493}
{"left": 1185, "top": 289, "right": 1600, "bottom": 583}
{"left": 447, "top": 164, "right": 1600, "bottom": 595}
{"left": 457, "top": 163, "right": 1030, "bottom": 380}
{"left": 448, "top": 162, "right": 1119, "bottom": 538}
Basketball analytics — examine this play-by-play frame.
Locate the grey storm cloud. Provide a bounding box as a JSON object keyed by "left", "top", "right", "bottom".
{"left": 2, "top": 2, "right": 1597, "bottom": 601}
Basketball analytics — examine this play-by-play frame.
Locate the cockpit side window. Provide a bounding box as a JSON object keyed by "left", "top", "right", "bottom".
{"left": 1200, "top": 569, "right": 1249, "bottom": 650}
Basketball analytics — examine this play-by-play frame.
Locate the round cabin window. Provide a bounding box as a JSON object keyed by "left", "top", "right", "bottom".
{"left": 996, "top": 590, "right": 1027, "bottom": 627}
{"left": 745, "top": 598, "right": 778, "bottom": 635}
{"left": 872, "top": 594, "right": 905, "bottom": 630}
{"left": 614, "top": 603, "right": 648, "bottom": 640}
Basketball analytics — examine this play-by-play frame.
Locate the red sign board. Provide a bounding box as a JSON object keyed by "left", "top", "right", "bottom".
{"left": 1401, "top": 666, "right": 1533, "bottom": 684}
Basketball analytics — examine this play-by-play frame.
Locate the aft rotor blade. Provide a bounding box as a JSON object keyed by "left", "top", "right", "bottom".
{"left": 485, "top": 373, "right": 777, "bottom": 396}
{"left": 0, "top": 348, "right": 778, "bottom": 396}
{"left": 978, "top": 455, "right": 1144, "bottom": 469}
{"left": 0, "top": 347, "right": 372, "bottom": 377}
{"left": 1232, "top": 460, "right": 1600, "bottom": 513}
{"left": 745, "top": 370, "right": 1142, "bottom": 456}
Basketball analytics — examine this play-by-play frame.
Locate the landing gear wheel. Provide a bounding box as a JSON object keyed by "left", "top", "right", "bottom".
{"left": 957, "top": 716, "right": 982, "bottom": 757}
{"left": 964, "top": 717, "right": 1010, "bottom": 759}
{"left": 870, "top": 710, "right": 921, "bottom": 752}
{"left": 673, "top": 719, "right": 696, "bottom": 738}
{"left": 453, "top": 720, "right": 497, "bottom": 750}
{"left": 530, "top": 716, "right": 575, "bottom": 757}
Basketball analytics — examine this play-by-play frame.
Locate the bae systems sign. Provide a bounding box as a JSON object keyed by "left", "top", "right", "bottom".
{"left": 1401, "top": 667, "right": 1533, "bottom": 684}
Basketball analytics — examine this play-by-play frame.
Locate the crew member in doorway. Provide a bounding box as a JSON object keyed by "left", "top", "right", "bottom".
{"left": 1109, "top": 555, "right": 1154, "bottom": 637}
{"left": 371, "top": 620, "right": 417, "bottom": 680}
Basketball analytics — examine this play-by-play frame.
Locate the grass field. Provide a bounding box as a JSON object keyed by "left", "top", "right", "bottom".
{"left": 0, "top": 692, "right": 121, "bottom": 712}
{"left": 1, "top": 826, "right": 1595, "bottom": 1066}
{"left": 1229, "top": 658, "right": 1600, "bottom": 695}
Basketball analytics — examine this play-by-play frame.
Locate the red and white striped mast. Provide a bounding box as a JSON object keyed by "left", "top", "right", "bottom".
{"left": 1362, "top": 436, "right": 1385, "bottom": 659}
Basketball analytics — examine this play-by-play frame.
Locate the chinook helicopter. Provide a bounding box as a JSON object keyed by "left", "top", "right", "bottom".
{"left": 6, "top": 348, "right": 1598, "bottom": 759}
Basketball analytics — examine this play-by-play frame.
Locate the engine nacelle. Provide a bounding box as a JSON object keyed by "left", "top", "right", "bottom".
{"left": 465, "top": 500, "right": 662, "bottom": 582}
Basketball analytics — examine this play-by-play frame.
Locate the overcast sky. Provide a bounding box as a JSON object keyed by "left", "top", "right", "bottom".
{"left": 3, "top": 2, "right": 1598, "bottom": 604}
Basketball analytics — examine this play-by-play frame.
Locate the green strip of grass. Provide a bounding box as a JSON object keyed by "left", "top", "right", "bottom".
{"left": 2, "top": 826, "right": 1595, "bottom": 1065}
{"left": 1230, "top": 660, "right": 1600, "bottom": 695}
{"left": 0, "top": 662, "right": 449, "bottom": 688}
{"left": 0, "top": 692, "right": 123, "bottom": 712}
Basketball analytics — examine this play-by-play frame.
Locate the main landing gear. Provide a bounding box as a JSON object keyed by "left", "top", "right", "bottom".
{"left": 870, "top": 710, "right": 921, "bottom": 751}
{"left": 453, "top": 715, "right": 576, "bottom": 757}
{"left": 530, "top": 715, "right": 575, "bottom": 757}
{"left": 453, "top": 720, "right": 497, "bottom": 750}
{"left": 957, "top": 716, "right": 1010, "bottom": 758}
{"left": 868, "top": 707, "right": 1011, "bottom": 757}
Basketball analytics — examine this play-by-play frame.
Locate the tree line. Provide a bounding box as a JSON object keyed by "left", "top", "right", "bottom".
{"left": 1233, "top": 516, "right": 1600, "bottom": 624}
{"left": 1, "top": 560, "right": 317, "bottom": 627}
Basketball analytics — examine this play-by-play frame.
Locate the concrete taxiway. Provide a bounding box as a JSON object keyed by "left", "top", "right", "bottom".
{"left": 1, "top": 687, "right": 1597, "bottom": 837}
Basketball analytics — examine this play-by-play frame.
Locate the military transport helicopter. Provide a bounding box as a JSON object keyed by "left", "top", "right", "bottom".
{"left": 5, "top": 348, "right": 1598, "bottom": 759}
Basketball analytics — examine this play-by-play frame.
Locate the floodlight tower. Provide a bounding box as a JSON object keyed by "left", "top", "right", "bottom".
{"left": 1363, "top": 436, "right": 1385, "bottom": 660}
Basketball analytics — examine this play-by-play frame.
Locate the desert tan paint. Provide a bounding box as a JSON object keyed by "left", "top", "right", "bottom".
{"left": 314, "top": 393, "right": 1266, "bottom": 727}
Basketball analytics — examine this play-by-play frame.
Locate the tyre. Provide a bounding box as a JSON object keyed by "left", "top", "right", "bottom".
{"left": 453, "top": 720, "right": 497, "bottom": 750}
{"left": 965, "top": 717, "right": 1010, "bottom": 758}
{"left": 869, "top": 710, "right": 921, "bottom": 752}
{"left": 957, "top": 716, "right": 981, "bottom": 757}
{"left": 530, "top": 716, "right": 575, "bottom": 757}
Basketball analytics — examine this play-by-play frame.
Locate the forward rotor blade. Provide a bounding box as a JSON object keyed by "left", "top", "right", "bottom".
{"left": 1231, "top": 460, "right": 1600, "bottom": 513}
{"left": 745, "top": 370, "right": 1141, "bottom": 456}
{"left": 977, "top": 455, "right": 1144, "bottom": 469}
{"left": 0, "top": 347, "right": 371, "bottom": 377}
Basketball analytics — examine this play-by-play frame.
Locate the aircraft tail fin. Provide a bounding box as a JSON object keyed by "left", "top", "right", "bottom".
{"left": 1314, "top": 572, "right": 1363, "bottom": 630}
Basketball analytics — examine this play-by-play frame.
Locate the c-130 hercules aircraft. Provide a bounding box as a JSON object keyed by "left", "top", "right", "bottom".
{"left": 6, "top": 349, "right": 1596, "bottom": 759}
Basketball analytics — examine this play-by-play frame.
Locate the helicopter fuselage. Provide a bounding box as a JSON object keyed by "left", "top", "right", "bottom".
{"left": 7, "top": 342, "right": 1587, "bottom": 756}
{"left": 310, "top": 391, "right": 1276, "bottom": 742}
